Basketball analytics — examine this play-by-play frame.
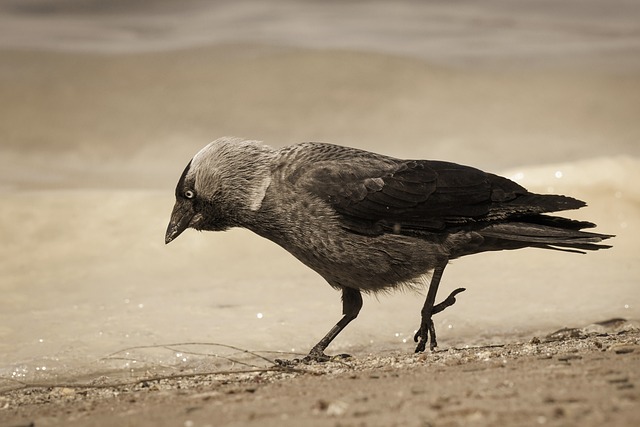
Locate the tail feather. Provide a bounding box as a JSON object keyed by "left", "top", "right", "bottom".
{"left": 514, "top": 193, "right": 587, "bottom": 213}
{"left": 540, "top": 243, "right": 612, "bottom": 254}
{"left": 486, "top": 192, "right": 589, "bottom": 221}
{"left": 513, "top": 214, "right": 596, "bottom": 230}
{"left": 479, "top": 219, "right": 614, "bottom": 253}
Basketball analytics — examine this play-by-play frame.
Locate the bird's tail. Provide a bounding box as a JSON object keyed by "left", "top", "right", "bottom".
{"left": 478, "top": 215, "right": 614, "bottom": 253}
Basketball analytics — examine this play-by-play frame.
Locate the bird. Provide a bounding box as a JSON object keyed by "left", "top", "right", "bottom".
{"left": 165, "top": 137, "right": 613, "bottom": 361}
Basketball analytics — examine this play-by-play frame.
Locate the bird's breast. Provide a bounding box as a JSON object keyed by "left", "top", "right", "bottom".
{"left": 249, "top": 191, "right": 447, "bottom": 291}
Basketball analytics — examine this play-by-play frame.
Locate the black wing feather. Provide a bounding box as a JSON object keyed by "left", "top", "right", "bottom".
{"left": 289, "top": 144, "right": 585, "bottom": 236}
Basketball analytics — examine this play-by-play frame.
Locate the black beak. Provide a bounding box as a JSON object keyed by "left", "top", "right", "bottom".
{"left": 165, "top": 199, "right": 196, "bottom": 244}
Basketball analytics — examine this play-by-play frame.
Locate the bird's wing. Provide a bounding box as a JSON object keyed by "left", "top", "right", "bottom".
{"left": 286, "top": 144, "right": 529, "bottom": 235}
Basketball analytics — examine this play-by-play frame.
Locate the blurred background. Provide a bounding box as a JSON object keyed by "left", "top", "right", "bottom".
{"left": 1, "top": 0, "right": 638, "bottom": 383}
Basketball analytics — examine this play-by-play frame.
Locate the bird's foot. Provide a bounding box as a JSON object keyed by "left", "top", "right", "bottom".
{"left": 274, "top": 350, "right": 351, "bottom": 366}
{"left": 413, "top": 287, "right": 466, "bottom": 353}
{"left": 303, "top": 343, "right": 352, "bottom": 363}
{"left": 413, "top": 318, "right": 437, "bottom": 353}
{"left": 303, "top": 351, "right": 351, "bottom": 364}
{"left": 274, "top": 357, "right": 302, "bottom": 367}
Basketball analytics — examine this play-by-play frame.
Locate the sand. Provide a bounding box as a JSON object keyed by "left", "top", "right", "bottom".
{"left": 2, "top": 325, "right": 639, "bottom": 427}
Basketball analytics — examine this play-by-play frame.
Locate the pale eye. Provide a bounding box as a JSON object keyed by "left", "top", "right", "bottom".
{"left": 184, "top": 190, "right": 195, "bottom": 199}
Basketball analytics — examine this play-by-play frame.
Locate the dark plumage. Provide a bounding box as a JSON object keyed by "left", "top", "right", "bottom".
{"left": 165, "top": 137, "right": 613, "bottom": 360}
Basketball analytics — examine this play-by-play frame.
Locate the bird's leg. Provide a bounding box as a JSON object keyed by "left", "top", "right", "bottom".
{"left": 414, "top": 264, "right": 445, "bottom": 353}
{"left": 304, "top": 287, "right": 363, "bottom": 363}
{"left": 432, "top": 287, "right": 466, "bottom": 316}
{"left": 413, "top": 263, "right": 465, "bottom": 353}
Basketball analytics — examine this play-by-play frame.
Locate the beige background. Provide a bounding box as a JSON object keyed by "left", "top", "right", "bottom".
{"left": 0, "top": 0, "right": 638, "bottom": 382}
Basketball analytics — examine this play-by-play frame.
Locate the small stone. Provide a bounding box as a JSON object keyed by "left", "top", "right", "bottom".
{"left": 326, "top": 400, "right": 348, "bottom": 416}
{"left": 610, "top": 345, "right": 636, "bottom": 354}
{"left": 557, "top": 354, "right": 582, "bottom": 362}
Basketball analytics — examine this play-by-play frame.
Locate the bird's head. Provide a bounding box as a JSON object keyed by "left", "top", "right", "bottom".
{"left": 165, "top": 137, "right": 274, "bottom": 244}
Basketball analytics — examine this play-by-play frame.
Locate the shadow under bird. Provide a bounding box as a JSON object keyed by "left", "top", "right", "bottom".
{"left": 165, "top": 137, "right": 613, "bottom": 360}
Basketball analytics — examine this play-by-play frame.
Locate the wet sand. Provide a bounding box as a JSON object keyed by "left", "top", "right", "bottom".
{"left": 2, "top": 326, "right": 639, "bottom": 427}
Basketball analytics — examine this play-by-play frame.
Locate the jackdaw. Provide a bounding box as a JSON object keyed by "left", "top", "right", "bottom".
{"left": 166, "top": 137, "right": 612, "bottom": 360}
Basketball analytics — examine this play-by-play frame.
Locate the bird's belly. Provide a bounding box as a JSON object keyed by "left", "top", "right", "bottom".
{"left": 253, "top": 195, "right": 450, "bottom": 291}
{"left": 271, "top": 227, "right": 447, "bottom": 292}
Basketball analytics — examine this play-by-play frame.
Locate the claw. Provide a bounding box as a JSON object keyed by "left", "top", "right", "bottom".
{"left": 274, "top": 358, "right": 300, "bottom": 367}
{"left": 428, "top": 319, "right": 437, "bottom": 350}
{"left": 414, "top": 318, "right": 435, "bottom": 352}
{"left": 276, "top": 351, "right": 351, "bottom": 365}
{"left": 304, "top": 352, "right": 351, "bottom": 363}
{"left": 414, "top": 335, "right": 427, "bottom": 353}
{"left": 433, "top": 288, "right": 466, "bottom": 315}
{"left": 414, "top": 287, "right": 467, "bottom": 353}
{"left": 303, "top": 351, "right": 331, "bottom": 363}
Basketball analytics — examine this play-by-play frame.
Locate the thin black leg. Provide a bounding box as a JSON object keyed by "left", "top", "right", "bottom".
{"left": 305, "top": 287, "right": 363, "bottom": 362}
{"left": 413, "top": 263, "right": 464, "bottom": 353}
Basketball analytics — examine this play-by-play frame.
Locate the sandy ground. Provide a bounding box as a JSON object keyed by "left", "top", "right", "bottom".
{"left": 2, "top": 324, "right": 639, "bottom": 427}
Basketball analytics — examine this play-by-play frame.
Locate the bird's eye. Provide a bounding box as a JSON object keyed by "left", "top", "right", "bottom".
{"left": 184, "top": 190, "right": 195, "bottom": 199}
